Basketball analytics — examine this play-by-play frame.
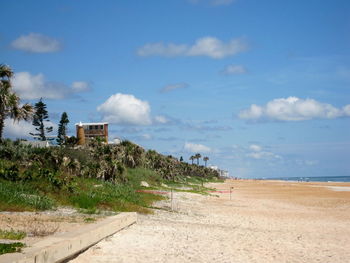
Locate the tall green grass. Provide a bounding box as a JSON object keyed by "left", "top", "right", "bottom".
{"left": 126, "top": 168, "right": 163, "bottom": 187}
{"left": 67, "top": 178, "right": 163, "bottom": 214}
{"left": 0, "top": 175, "right": 163, "bottom": 214}
{"left": 0, "top": 180, "right": 55, "bottom": 211}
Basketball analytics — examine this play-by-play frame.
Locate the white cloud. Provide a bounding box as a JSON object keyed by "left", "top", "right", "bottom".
{"left": 184, "top": 142, "right": 211, "bottom": 153}
{"left": 160, "top": 83, "right": 188, "bottom": 93}
{"left": 3, "top": 119, "right": 57, "bottom": 139}
{"left": 154, "top": 115, "right": 169, "bottom": 124}
{"left": 187, "top": 37, "right": 246, "bottom": 59}
{"left": 246, "top": 144, "right": 281, "bottom": 160}
{"left": 141, "top": 134, "right": 152, "bottom": 140}
{"left": 12, "top": 72, "right": 89, "bottom": 100}
{"left": 239, "top": 104, "right": 263, "bottom": 119}
{"left": 249, "top": 144, "right": 262, "bottom": 152}
{"left": 3, "top": 120, "right": 34, "bottom": 139}
{"left": 343, "top": 105, "right": 350, "bottom": 116}
{"left": 221, "top": 65, "right": 247, "bottom": 75}
{"left": 71, "top": 81, "right": 90, "bottom": 92}
{"left": 239, "top": 97, "right": 350, "bottom": 121}
{"left": 97, "top": 93, "right": 152, "bottom": 125}
{"left": 247, "top": 151, "right": 282, "bottom": 160}
{"left": 11, "top": 33, "right": 61, "bottom": 53}
{"left": 137, "top": 36, "right": 247, "bottom": 59}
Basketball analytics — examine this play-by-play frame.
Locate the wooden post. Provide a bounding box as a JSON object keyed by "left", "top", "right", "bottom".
{"left": 171, "top": 188, "right": 174, "bottom": 211}
{"left": 230, "top": 187, "right": 234, "bottom": 200}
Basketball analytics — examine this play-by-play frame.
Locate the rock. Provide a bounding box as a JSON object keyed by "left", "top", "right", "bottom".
{"left": 62, "top": 156, "right": 70, "bottom": 167}
{"left": 140, "top": 181, "right": 150, "bottom": 187}
{"left": 161, "top": 183, "right": 168, "bottom": 188}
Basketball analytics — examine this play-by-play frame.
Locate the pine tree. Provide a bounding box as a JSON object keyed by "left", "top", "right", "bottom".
{"left": 30, "top": 98, "right": 53, "bottom": 141}
{"left": 57, "top": 112, "right": 69, "bottom": 145}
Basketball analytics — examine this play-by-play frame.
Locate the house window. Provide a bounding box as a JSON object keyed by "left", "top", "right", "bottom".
{"left": 100, "top": 125, "right": 103, "bottom": 129}
{"left": 95, "top": 125, "right": 98, "bottom": 129}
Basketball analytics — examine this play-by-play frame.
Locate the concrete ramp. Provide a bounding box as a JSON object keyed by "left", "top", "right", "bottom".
{"left": 0, "top": 212, "right": 137, "bottom": 263}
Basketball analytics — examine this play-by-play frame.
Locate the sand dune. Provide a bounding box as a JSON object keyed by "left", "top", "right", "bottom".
{"left": 69, "top": 180, "right": 350, "bottom": 263}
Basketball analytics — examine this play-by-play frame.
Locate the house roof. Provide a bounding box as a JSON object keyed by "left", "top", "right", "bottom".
{"left": 75, "top": 122, "right": 108, "bottom": 126}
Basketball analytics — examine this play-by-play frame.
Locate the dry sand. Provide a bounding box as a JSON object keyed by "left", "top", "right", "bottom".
{"left": 69, "top": 180, "right": 350, "bottom": 263}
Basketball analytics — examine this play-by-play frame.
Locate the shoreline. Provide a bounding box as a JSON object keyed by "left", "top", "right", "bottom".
{"left": 252, "top": 176, "right": 350, "bottom": 183}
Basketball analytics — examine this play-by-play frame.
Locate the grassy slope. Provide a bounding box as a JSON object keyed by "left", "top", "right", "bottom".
{"left": 0, "top": 140, "right": 220, "bottom": 214}
{"left": 0, "top": 169, "right": 164, "bottom": 214}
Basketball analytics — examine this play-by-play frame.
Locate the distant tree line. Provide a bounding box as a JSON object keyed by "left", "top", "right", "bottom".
{"left": 189, "top": 154, "right": 209, "bottom": 167}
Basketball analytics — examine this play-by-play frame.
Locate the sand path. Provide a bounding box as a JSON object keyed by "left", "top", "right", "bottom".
{"left": 69, "top": 180, "right": 350, "bottom": 263}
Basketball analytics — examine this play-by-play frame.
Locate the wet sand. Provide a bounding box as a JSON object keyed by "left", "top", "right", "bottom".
{"left": 69, "top": 180, "right": 350, "bottom": 263}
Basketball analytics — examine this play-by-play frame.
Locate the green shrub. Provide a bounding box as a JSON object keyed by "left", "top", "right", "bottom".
{"left": 0, "top": 242, "right": 25, "bottom": 255}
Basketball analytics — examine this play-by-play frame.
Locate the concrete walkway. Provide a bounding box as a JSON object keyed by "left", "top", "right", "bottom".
{"left": 0, "top": 212, "right": 137, "bottom": 263}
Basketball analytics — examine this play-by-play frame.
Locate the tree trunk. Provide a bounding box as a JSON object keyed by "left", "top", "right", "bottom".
{"left": 0, "top": 112, "right": 4, "bottom": 142}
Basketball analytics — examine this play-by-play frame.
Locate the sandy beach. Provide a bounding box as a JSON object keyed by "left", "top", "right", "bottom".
{"left": 69, "top": 180, "right": 350, "bottom": 263}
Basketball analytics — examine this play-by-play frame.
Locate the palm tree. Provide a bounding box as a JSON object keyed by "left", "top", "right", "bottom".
{"left": 194, "top": 153, "right": 201, "bottom": 165}
{"left": 0, "top": 64, "right": 33, "bottom": 141}
{"left": 189, "top": 155, "right": 195, "bottom": 165}
{"left": 203, "top": 156, "right": 209, "bottom": 167}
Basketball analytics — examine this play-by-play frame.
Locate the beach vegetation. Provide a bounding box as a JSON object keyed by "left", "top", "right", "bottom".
{"left": 30, "top": 98, "right": 53, "bottom": 141}
{"left": 0, "top": 242, "right": 25, "bottom": 255}
{"left": 194, "top": 153, "right": 202, "bottom": 165}
{"left": 203, "top": 156, "right": 209, "bottom": 167}
{"left": 0, "top": 137, "right": 219, "bottom": 214}
{"left": 57, "top": 112, "right": 69, "bottom": 145}
{"left": 0, "top": 229, "right": 26, "bottom": 240}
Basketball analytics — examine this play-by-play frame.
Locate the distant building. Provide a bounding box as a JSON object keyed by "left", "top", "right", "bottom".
{"left": 75, "top": 122, "right": 108, "bottom": 144}
{"left": 209, "top": 165, "right": 229, "bottom": 178}
{"left": 220, "top": 170, "right": 229, "bottom": 177}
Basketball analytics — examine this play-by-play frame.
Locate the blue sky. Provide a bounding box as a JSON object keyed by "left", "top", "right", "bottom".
{"left": 2, "top": 0, "right": 350, "bottom": 178}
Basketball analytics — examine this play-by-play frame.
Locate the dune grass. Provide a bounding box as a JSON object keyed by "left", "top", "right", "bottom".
{"left": 0, "top": 229, "right": 26, "bottom": 240}
{"left": 66, "top": 177, "right": 163, "bottom": 214}
{"left": 0, "top": 180, "right": 55, "bottom": 211}
{"left": 163, "top": 175, "right": 221, "bottom": 194}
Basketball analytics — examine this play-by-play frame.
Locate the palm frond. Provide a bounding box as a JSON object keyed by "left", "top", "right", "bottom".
{"left": 0, "top": 64, "right": 14, "bottom": 79}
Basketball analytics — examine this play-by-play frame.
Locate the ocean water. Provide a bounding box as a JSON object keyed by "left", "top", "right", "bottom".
{"left": 266, "top": 176, "right": 350, "bottom": 182}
